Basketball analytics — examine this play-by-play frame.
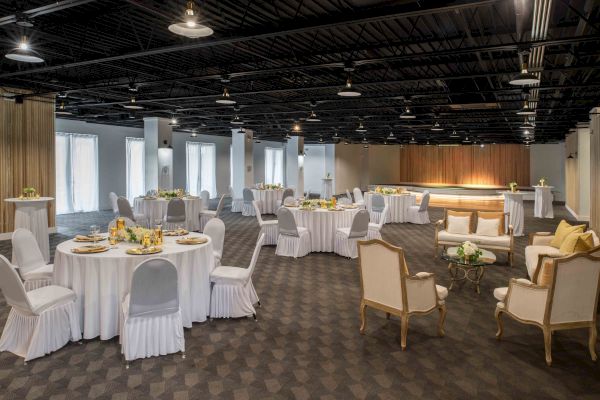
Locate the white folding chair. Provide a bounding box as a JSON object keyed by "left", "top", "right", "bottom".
{"left": 275, "top": 207, "right": 311, "bottom": 258}
{"left": 368, "top": 205, "right": 389, "bottom": 240}
{"left": 334, "top": 210, "right": 369, "bottom": 258}
{"left": 204, "top": 218, "right": 225, "bottom": 266}
{"left": 253, "top": 201, "right": 278, "bottom": 246}
{"left": 12, "top": 228, "right": 53, "bottom": 291}
{"left": 407, "top": 191, "right": 431, "bottom": 224}
{"left": 200, "top": 194, "right": 225, "bottom": 232}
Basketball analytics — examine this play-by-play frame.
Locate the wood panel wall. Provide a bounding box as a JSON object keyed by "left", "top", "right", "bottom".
{"left": 590, "top": 109, "right": 600, "bottom": 231}
{"left": 0, "top": 88, "right": 56, "bottom": 233}
{"left": 398, "top": 144, "right": 530, "bottom": 187}
{"left": 564, "top": 132, "right": 579, "bottom": 217}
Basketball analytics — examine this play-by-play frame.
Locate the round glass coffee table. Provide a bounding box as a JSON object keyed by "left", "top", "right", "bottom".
{"left": 442, "top": 247, "right": 496, "bottom": 294}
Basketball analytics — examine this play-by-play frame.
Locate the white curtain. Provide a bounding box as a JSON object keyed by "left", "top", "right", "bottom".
{"left": 186, "top": 142, "right": 217, "bottom": 197}
{"left": 55, "top": 133, "right": 99, "bottom": 214}
{"left": 126, "top": 137, "right": 145, "bottom": 203}
{"left": 265, "top": 147, "right": 284, "bottom": 185}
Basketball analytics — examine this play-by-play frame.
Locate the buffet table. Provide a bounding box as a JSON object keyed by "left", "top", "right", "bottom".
{"left": 133, "top": 197, "right": 202, "bottom": 231}
{"left": 287, "top": 207, "right": 360, "bottom": 252}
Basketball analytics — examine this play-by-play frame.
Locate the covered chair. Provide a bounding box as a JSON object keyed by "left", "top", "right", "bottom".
{"left": 164, "top": 198, "right": 186, "bottom": 230}
{"left": 353, "top": 187, "right": 365, "bottom": 208}
{"left": 117, "top": 197, "right": 146, "bottom": 226}
{"left": 210, "top": 234, "right": 265, "bottom": 319}
{"left": 253, "top": 201, "right": 278, "bottom": 246}
{"left": 109, "top": 192, "right": 119, "bottom": 214}
{"left": 338, "top": 196, "right": 352, "bottom": 206}
{"left": 200, "top": 190, "right": 210, "bottom": 211}
{"left": 406, "top": 191, "right": 431, "bottom": 224}
{"left": 230, "top": 186, "right": 243, "bottom": 213}
{"left": 204, "top": 218, "right": 225, "bottom": 266}
{"left": 275, "top": 207, "right": 311, "bottom": 258}
{"left": 279, "top": 188, "right": 294, "bottom": 207}
{"left": 346, "top": 189, "right": 353, "bottom": 202}
{"left": 0, "top": 255, "right": 81, "bottom": 362}
{"left": 12, "top": 228, "right": 53, "bottom": 291}
{"left": 369, "top": 193, "right": 387, "bottom": 224}
{"left": 242, "top": 188, "right": 256, "bottom": 216}
{"left": 334, "top": 210, "right": 370, "bottom": 258}
{"left": 494, "top": 250, "right": 600, "bottom": 366}
{"left": 367, "top": 205, "right": 389, "bottom": 240}
{"left": 120, "top": 258, "right": 184, "bottom": 365}
{"left": 357, "top": 240, "right": 447, "bottom": 350}
{"left": 200, "top": 194, "right": 225, "bottom": 232}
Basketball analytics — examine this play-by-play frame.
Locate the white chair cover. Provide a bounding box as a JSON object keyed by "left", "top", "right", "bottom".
{"left": 253, "top": 201, "right": 278, "bottom": 246}
{"left": 280, "top": 188, "right": 294, "bottom": 206}
{"left": 346, "top": 189, "right": 353, "bottom": 202}
{"left": 242, "top": 188, "right": 256, "bottom": 216}
{"left": 368, "top": 205, "right": 388, "bottom": 240}
{"left": 200, "top": 194, "right": 226, "bottom": 232}
{"left": 369, "top": 193, "right": 386, "bottom": 224}
{"left": 407, "top": 191, "right": 431, "bottom": 224}
{"left": 230, "top": 186, "right": 243, "bottom": 213}
{"left": 204, "top": 218, "right": 225, "bottom": 266}
{"left": 118, "top": 197, "right": 146, "bottom": 226}
{"left": 12, "top": 228, "right": 53, "bottom": 291}
{"left": 0, "top": 255, "right": 81, "bottom": 361}
{"left": 200, "top": 190, "right": 210, "bottom": 210}
{"left": 353, "top": 188, "right": 364, "bottom": 203}
{"left": 210, "top": 234, "right": 265, "bottom": 319}
{"left": 275, "top": 208, "right": 311, "bottom": 257}
{"left": 120, "top": 258, "right": 184, "bottom": 362}
{"left": 335, "top": 210, "right": 369, "bottom": 258}
{"left": 109, "top": 192, "right": 119, "bottom": 213}
{"left": 165, "top": 198, "right": 186, "bottom": 230}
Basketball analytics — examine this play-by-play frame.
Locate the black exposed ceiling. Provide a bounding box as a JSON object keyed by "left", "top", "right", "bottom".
{"left": 1, "top": 0, "right": 599, "bottom": 144}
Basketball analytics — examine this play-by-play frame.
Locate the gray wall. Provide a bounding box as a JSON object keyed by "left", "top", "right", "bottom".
{"left": 530, "top": 143, "right": 566, "bottom": 202}
{"left": 252, "top": 140, "right": 285, "bottom": 184}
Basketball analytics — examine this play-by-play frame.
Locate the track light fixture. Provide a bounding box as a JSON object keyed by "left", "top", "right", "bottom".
{"left": 450, "top": 130, "right": 460, "bottom": 138}
{"left": 409, "top": 136, "right": 417, "bottom": 144}
{"left": 306, "top": 110, "right": 320, "bottom": 122}
{"left": 168, "top": 1, "right": 213, "bottom": 38}
{"left": 55, "top": 101, "right": 72, "bottom": 115}
{"left": 388, "top": 131, "right": 395, "bottom": 139}
{"left": 5, "top": 36, "right": 44, "bottom": 63}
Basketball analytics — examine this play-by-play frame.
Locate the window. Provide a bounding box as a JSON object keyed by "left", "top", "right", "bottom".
{"left": 126, "top": 137, "right": 145, "bottom": 203}
{"left": 186, "top": 142, "right": 217, "bottom": 197}
{"left": 264, "top": 147, "right": 284, "bottom": 185}
{"left": 55, "top": 132, "right": 99, "bottom": 214}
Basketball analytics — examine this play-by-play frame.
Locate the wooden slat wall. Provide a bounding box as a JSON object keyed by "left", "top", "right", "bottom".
{"left": 564, "top": 132, "right": 579, "bottom": 216}
{"left": 0, "top": 88, "right": 55, "bottom": 233}
{"left": 398, "top": 144, "right": 530, "bottom": 187}
{"left": 590, "top": 110, "right": 600, "bottom": 231}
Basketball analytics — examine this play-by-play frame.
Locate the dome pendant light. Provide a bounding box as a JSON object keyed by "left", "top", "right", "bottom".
{"left": 230, "top": 114, "right": 244, "bottom": 125}
{"left": 5, "top": 36, "right": 44, "bottom": 63}
{"left": 431, "top": 121, "right": 443, "bottom": 131}
{"left": 509, "top": 63, "right": 540, "bottom": 86}
{"left": 450, "top": 130, "right": 460, "bottom": 138}
{"left": 400, "top": 107, "right": 416, "bottom": 119}
{"left": 216, "top": 88, "right": 236, "bottom": 105}
{"left": 388, "top": 131, "right": 395, "bottom": 139}
{"left": 169, "top": 115, "right": 179, "bottom": 127}
{"left": 306, "top": 110, "right": 320, "bottom": 122}
{"left": 519, "top": 118, "right": 535, "bottom": 130}
{"left": 337, "top": 75, "right": 361, "bottom": 97}
{"left": 123, "top": 96, "right": 144, "bottom": 110}
{"left": 516, "top": 101, "right": 536, "bottom": 115}
{"left": 168, "top": 1, "right": 214, "bottom": 38}
{"left": 356, "top": 121, "right": 367, "bottom": 132}
{"left": 55, "top": 101, "right": 72, "bottom": 115}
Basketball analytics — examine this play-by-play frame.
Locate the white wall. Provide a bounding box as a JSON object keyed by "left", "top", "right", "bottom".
{"left": 304, "top": 145, "right": 326, "bottom": 195}
{"left": 530, "top": 143, "right": 566, "bottom": 202}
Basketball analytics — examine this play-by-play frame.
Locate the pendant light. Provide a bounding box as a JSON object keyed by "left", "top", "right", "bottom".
{"left": 292, "top": 121, "right": 301, "bottom": 132}
{"left": 509, "top": 63, "right": 540, "bottom": 86}
{"left": 399, "top": 107, "right": 416, "bottom": 119}
{"left": 356, "top": 121, "right": 367, "bottom": 132}
{"left": 431, "top": 121, "right": 443, "bottom": 131}
{"left": 168, "top": 1, "right": 214, "bottom": 38}
{"left": 285, "top": 132, "right": 292, "bottom": 140}
{"left": 337, "top": 75, "right": 361, "bottom": 97}
{"left": 450, "top": 129, "right": 460, "bottom": 138}
{"left": 123, "top": 96, "right": 144, "bottom": 110}
{"left": 409, "top": 136, "right": 417, "bottom": 144}
{"left": 388, "top": 131, "right": 395, "bottom": 139}
{"left": 230, "top": 114, "right": 244, "bottom": 125}
{"left": 55, "top": 101, "right": 72, "bottom": 115}
{"left": 306, "top": 110, "right": 320, "bottom": 122}
{"left": 190, "top": 130, "right": 198, "bottom": 138}
{"left": 519, "top": 119, "right": 535, "bottom": 130}
{"left": 5, "top": 36, "right": 44, "bottom": 63}
{"left": 516, "top": 101, "right": 536, "bottom": 115}
{"left": 318, "top": 136, "right": 324, "bottom": 143}
{"left": 344, "top": 140, "right": 350, "bottom": 145}
{"left": 463, "top": 136, "right": 471, "bottom": 143}
{"left": 169, "top": 114, "right": 179, "bottom": 127}
{"left": 216, "top": 88, "right": 236, "bottom": 105}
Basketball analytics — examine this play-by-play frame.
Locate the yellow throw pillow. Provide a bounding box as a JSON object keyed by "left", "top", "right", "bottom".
{"left": 559, "top": 232, "right": 595, "bottom": 254}
{"left": 550, "top": 220, "right": 585, "bottom": 248}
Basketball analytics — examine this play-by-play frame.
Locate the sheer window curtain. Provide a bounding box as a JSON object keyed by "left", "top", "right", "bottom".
{"left": 55, "top": 133, "right": 99, "bottom": 214}
{"left": 265, "top": 147, "right": 284, "bottom": 185}
{"left": 186, "top": 142, "right": 217, "bottom": 197}
{"left": 126, "top": 137, "right": 146, "bottom": 203}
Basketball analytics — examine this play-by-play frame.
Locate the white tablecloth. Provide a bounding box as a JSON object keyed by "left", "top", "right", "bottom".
{"left": 133, "top": 197, "right": 202, "bottom": 231}
{"left": 288, "top": 207, "right": 360, "bottom": 252}
{"left": 5, "top": 197, "right": 53, "bottom": 263}
{"left": 499, "top": 191, "right": 524, "bottom": 237}
{"left": 53, "top": 232, "right": 215, "bottom": 340}
{"left": 252, "top": 189, "right": 284, "bottom": 214}
{"left": 364, "top": 192, "right": 416, "bottom": 223}
{"left": 533, "top": 186, "right": 554, "bottom": 218}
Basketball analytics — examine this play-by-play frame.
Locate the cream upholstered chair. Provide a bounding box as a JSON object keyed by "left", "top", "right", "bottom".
{"left": 334, "top": 210, "right": 370, "bottom": 258}
{"left": 164, "top": 198, "right": 186, "bottom": 230}
{"left": 0, "top": 255, "right": 81, "bottom": 363}
{"left": 12, "top": 228, "right": 53, "bottom": 291}
{"left": 242, "top": 188, "right": 256, "bottom": 216}
{"left": 109, "top": 192, "right": 119, "bottom": 214}
{"left": 275, "top": 207, "right": 311, "bottom": 258}
{"left": 203, "top": 218, "right": 225, "bottom": 266}
{"left": 200, "top": 190, "right": 210, "bottom": 210}
{"left": 406, "top": 191, "right": 431, "bottom": 224}
{"left": 353, "top": 187, "right": 365, "bottom": 207}
{"left": 367, "top": 205, "right": 389, "bottom": 240}
{"left": 357, "top": 240, "right": 447, "bottom": 350}
{"left": 494, "top": 249, "right": 600, "bottom": 366}
{"left": 230, "top": 186, "right": 243, "bottom": 213}
{"left": 210, "top": 234, "right": 265, "bottom": 319}
{"left": 253, "top": 201, "right": 278, "bottom": 246}
{"left": 200, "top": 194, "right": 226, "bottom": 231}
{"left": 117, "top": 197, "right": 146, "bottom": 226}
{"left": 120, "top": 258, "right": 184, "bottom": 366}
{"left": 369, "top": 193, "right": 387, "bottom": 224}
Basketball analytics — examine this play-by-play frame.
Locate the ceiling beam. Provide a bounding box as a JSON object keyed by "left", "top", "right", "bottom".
{"left": 0, "top": 0, "right": 99, "bottom": 26}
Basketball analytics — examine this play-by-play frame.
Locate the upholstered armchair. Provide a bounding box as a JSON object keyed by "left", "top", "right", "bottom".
{"left": 494, "top": 250, "right": 600, "bottom": 366}
{"left": 357, "top": 239, "right": 448, "bottom": 350}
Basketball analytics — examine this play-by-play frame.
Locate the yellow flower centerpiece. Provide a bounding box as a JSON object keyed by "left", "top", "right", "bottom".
{"left": 539, "top": 177, "right": 547, "bottom": 186}
{"left": 120, "top": 226, "right": 155, "bottom": 244}
{"left": 158, "top": 188, "right": 185, "bottom": 199}
{"left": 508, "top": 181, "right": 518, "bottom": 193}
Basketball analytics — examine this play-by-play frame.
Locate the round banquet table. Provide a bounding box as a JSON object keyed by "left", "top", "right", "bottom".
{"left": 252, "top": 189, "right": 284, "bottom": 214}
{"left": 364, "top": 192, "right": 416, "bottom": 223}
{"left": 133, "top": 197, "right": 202, "bottom": 231}
{"left": 53, "top": 232, "right": 215, "bottom": 340}
{"left": 288, "top": 207, "right": 360, "bottom": 252}
{"left": 4, "top": 197, "right": 54, "bottom": 263}
{"left": 533, "top": 186, "right": 554, "bottom": 219}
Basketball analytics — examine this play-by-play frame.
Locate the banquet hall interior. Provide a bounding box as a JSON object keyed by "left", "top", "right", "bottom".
{"left": 1, "top": 0, "right": 600, "bottom": 398}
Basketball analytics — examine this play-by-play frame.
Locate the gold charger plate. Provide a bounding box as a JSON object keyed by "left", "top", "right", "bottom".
{"left": 74, "top": 235, "right": 106, "bottom": 242}
{"left": 71, "top": 245, "right": 109, "bottom": 254}
{"left": 328, "top": 208, "right": 343, "bottom": 211}
{"left": 126, "top": 246, "right": 163, "bottom": 255}
{"left": 176, "top": 237, "right": 208, "bottom": 245}
{"left": 163, "top": 229, "right": 189, "bottom": 236}
{"left": 341, "top": 205, "right": 358, "bottom": 209}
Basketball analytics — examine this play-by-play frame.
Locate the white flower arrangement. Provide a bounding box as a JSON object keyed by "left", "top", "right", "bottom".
{"left": 457, "top": 241, "right": 482, "bottom": 262}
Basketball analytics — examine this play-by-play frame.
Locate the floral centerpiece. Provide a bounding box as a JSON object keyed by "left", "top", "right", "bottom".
{"left": 456, "top": 241, "right": 483, "bottom": 263}
{"left": 508, "top": 181, "right": 518, "bottom": 193}
{"left": 538, "top": 177, "right": 547, "bottom": 187}
{"left": 265, "top": 183, "right": 283, "bottom": 190}
{"left": 22, "top": 187, "right": 38, "bottom": 198}
{"left": 381, "top": 187, "right": 397, "bottom": 195}
{"left": 119, "top": 226, "right": 155, "bottom": 244}
{"left": 158, "top": 188, "right": 184, "bottom": 199}
{"left": 300, "top": 199, "right": 320, "bottom": 210}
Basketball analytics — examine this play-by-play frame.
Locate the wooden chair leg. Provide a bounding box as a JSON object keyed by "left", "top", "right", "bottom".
{"left": 495, "top": 308, "right": 504, "bottom": 340}
{"left": 437, "top": 305, "right": 446, "bottom": 337}
{"left": 359, "top": 302, "right": 367, "bottom": 335}
{"left": 589, "top": 325, "right": 598, "bottom": 362}
{"left": 543, "top": 327, "right": 553, "bottom": 366}
{"left": 509, "top": 251, "right": 514, "bottom": 267}
{"left": 386, "top": 312, "right": 391, "bottom": 320}
{"left": 400, "top": 314, "right": 409, "bottom": 350}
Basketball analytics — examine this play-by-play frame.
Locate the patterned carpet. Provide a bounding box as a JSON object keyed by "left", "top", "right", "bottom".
{"left": 0, "top": 202, "right": 599, "bottom": 399}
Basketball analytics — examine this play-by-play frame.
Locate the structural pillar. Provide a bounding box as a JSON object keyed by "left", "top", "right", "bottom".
{"left": 286, "top": 136, "right": 304, "bottom": 197}
{"left": 231, "top": 128, "right": 254, "bottom": 198}
{"left": 143, "top": 117, "right": 173, "bottom": 191}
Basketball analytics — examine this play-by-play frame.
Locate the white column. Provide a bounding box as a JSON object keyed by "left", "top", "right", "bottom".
{"left": 143, "top": 117, "right": 173, "bottom": 191}
{"left": 231, "top": 128, "right": 254, "bottom": 197}
{"left": 286, "top": 136, "right": 304, "bottom": 196}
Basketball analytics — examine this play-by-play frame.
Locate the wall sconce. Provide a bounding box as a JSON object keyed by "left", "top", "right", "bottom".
{"left": 567, "top": 152, "right": 577, "bottom": 159}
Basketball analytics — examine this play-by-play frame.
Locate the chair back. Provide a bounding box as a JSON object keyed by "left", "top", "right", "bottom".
{"left": 204, "top": 218, "right": 225, "bottom": 261}
{"left": 353, "top": 187, "right": 364, "bottom": 203}
{"left": 338, "top": 197, "right": 352, "bottom": 205}
{"left": 548, "top": 253, "right": 600, "bottom": 324}
{"left": 374, "top": 205, "right": 389, "bottom": 229}
{"left": 246, "top": 234, "right": 265, "bottom": 283}
{"left": 277, "top": 207, "right": 299, "bottom": 237}
{"left": 166, "top": 198, "right": 186, "bottom": 223}
{"left": 108, "top": 217, "right": 136, "bottom": 230}
{"left": 252, "top": 201, "right": 264, "bottom": 225}
{"left": 128, "top": 258, "right": 179, "bottom": 318}
{"left": 281, "top": 188, "right": 294, "bottom": 205}
{"left": 349, "top": 210, "right": 370, "bottom": 239}
{"left": 200, "top": 190, "right": 210, "bottom": 207}
{"left": 214, "top": 194, "right": 226, "bottom": 218}
{"left": 109, "top": 192, "right": 119, "bottom": 213}
{"left": 229, "top": 186, "right": 236, "bottom": 198}
{"left": 371, "top": 194, "right": 385, "bottom": 212}
{"left": 243, "top": 188, "right": 254, "bottom": 204}
{"left": 358, "top": 240, "right": 406, "bottom": 312}
{"left": 117, "top": 196, "right": 136, "bottom": 221}
{"left": 419, "top": 191, "right": 431, "bottom": 212}
{"left": 283, "top": 196, "right": 296, "bottom": 206}
{"left": 12, "top": 228, "right": 46, "bottom": 275}
{"left": 146, "top": 189, "right": 157, "bottom": 196}
{"left": 0, "top": 255, "right": 32, "bottom": 313}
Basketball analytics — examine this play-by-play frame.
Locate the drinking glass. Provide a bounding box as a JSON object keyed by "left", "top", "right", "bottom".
{"left": 90, "top": 225, "right": 99, "bottom": 245}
